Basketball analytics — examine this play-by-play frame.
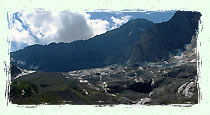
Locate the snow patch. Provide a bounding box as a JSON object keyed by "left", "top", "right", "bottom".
{"left": 79, "top": 79, "right": 88, "bottom": 83}
{"left": 135, "top": 77, "right": 143, "bottom": 83}
{"left": 97, "top": 100, "right": 105, "bottom": 103}
{"left": 14, "top": 70, "right": 35, "bottom": 79}
{"left": 151, "top": 78, "right": 155, "bottom": 86}
{"left": 83, "top": 89, "right": 89, "bottom": 95}
{"left": 128, "top": 31, "right": 133, "bottom": 36}
{"left": 190, "top": 59, "right": 197, "bottom": 63}
{"left": 137, "top": 98, "right": 151, "bottom": 104}
{"left": 177, "top": 81, "right": 195, "bottom": 98}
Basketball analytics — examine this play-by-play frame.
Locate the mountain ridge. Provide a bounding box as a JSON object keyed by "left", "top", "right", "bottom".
{"left": 10, "top": 11, "right": 201, "bottom": 105}
{"left": 11, "top": 18, "right": 155, "bottom": 72}
{"left": 128, "top": 11, "right": 201, "bottom": 63}
{"left": 11, "top": 11, "right": 201, "bottom": 72}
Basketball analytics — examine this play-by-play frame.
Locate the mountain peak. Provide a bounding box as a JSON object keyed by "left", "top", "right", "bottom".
{"left": 169, "top": 11, "right": 201, "bottom": 33}
{"left": 120, "top": 18, "right": 154, "bottom": 30}
{"left": 172, "top": 11, "right": 201, "bottom": 18}
{"left": 11, "top": 11, "right": 201, "bottom": 72}
{"left": 11, "top": 17, "right": 154, "bottom": 72}
{"left": 129, "top": 11, "right": 201, "bottom": 64}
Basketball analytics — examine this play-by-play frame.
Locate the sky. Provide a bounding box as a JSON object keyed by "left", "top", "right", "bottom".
{"left": 9, "top": 10, "right": 175, "bottom": 52}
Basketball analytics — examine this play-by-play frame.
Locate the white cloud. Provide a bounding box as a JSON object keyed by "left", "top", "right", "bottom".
{"left": 11, "top": 26, "right": 35, "bottom": 45}
{"left": 10, "top": 18, "right": 35, "bottom": 46}
{"left": 110, "top": 15, "right": 132, "bottom": 29}
{"left": 11, "top": 10, "right": 110, "bottom": 50}
{"left": 82, "top": 12, "right": 109, "bottom": 36}
{"left": 87, "top": 19, "right": 109, "bottom": 36}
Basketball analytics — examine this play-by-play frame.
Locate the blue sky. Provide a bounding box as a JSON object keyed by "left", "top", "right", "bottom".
{"left": 9, "top": 10, "right": 175, "bottom": 52}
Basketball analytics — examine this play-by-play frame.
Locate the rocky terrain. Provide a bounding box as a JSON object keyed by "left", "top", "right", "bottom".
{"left": 10, "top": 37, "right": 198, "bottom": 105}
{"left": 9, "top": 11, "right": 201, "bottom": 105}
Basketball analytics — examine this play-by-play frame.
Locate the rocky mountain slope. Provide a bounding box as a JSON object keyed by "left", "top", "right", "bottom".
{"left": 9, "top": 11, "right": 201, "bottom": 105}
{"left": 10, "top": 34, "right": 199, "bottom": 105}
{"left": 11, "top": 11, "right": 201, "bottom": 72}
{"left": 11, "top": 19, "right": 154, "bottom": 72}
{"left": 10, "top": 44, "right": 198, "bottom": 105}
{"left": 129, "top": 11, "right": 201, "bottom": 63}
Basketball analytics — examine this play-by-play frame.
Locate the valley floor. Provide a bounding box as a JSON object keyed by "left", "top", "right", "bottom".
{"left": 9, "top": 61, "right": 198, "bottom": 105}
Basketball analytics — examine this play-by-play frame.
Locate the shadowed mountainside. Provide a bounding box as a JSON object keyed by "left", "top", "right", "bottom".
{"left": 10, "top": 11, "right": 201, "bottom": 105}
{"left": 11, "top": 11, "right": 201, "bottom": 72}
{"left": 11, "top": 19, "right": 154, "bottom": 72}
{"left": 129, "top": 11, "right": 201, "bottom": 63}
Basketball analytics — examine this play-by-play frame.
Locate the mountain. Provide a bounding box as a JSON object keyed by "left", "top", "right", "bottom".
{"left": 10, "top": 37, "right": 198, "bottom": 104}
{"left": 11, "top": 19, "right": 154, "bottom": 72}
{"left": 11, "top": 11, "right": 201, "bottom": 72}
{"left": 9, "top": 11, "right": 201, "bottom": 105}
{"left": 129, "top": 11, "right": 201, "bottom": 63}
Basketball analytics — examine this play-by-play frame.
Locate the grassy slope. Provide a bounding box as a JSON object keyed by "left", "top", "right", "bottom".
{"left": 10, "top": 71, "right": 120, "bottom": 105}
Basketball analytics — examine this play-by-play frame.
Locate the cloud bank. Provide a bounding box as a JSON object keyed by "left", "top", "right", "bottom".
{"left": 10, "top": 10, "right": 110, "bottom": 51}
{"left": 110, "top": 15, "right": 131, "bottom": 29}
